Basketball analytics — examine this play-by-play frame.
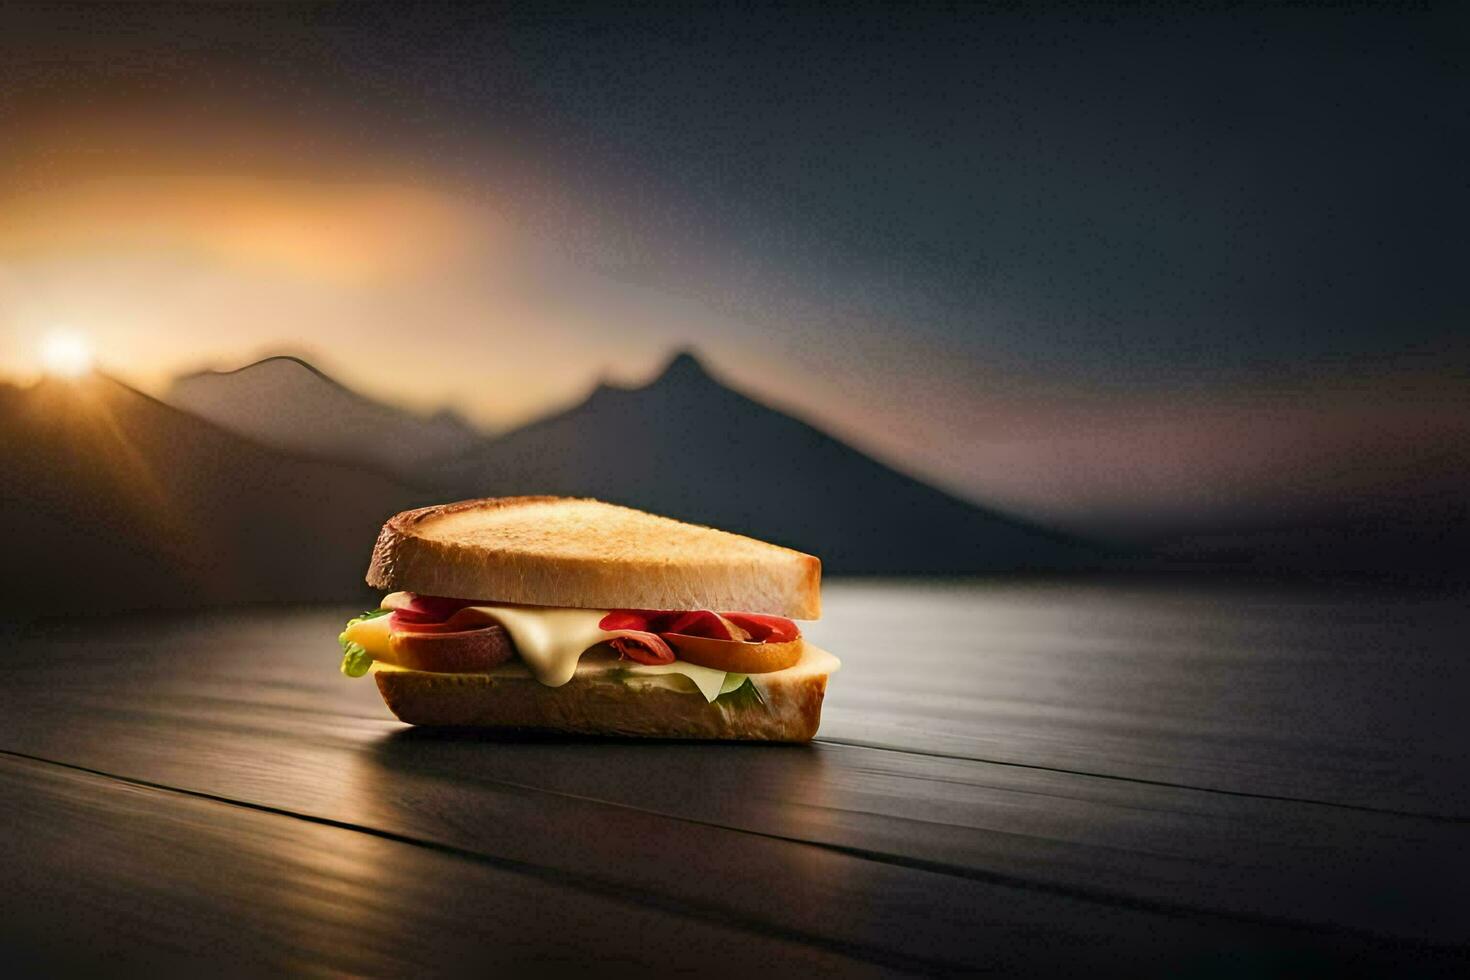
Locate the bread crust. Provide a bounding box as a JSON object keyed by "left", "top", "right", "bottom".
{"left": 367, "top": 496, "right": 822, "bottom": 619}
{"left": 373, "top": 666, "right": 829, "bottom": 742}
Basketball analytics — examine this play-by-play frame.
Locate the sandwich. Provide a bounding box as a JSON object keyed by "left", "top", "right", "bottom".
{"left": 337, "top": 496, "right": 839, "bottom": 741}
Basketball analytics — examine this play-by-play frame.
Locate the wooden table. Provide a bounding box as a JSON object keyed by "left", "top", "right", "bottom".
{"left": 3, "top": 580, "right": 1467, "bottom": 975}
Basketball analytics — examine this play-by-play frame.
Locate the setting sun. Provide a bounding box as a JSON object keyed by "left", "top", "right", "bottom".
{"left": 39, "top": 331, "right": 95, "bottom": 378}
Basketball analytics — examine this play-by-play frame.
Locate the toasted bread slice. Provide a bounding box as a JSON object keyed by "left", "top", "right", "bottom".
{"left": 367, "top": 496, "right": 821, "bottom": 618}
{"left": 373, "top": 659, "right": 832, "bottom": 741}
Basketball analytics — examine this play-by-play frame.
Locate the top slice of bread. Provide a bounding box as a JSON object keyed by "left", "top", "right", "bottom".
{"left": 366, "top": 497, "right": 821, "bottom": 618}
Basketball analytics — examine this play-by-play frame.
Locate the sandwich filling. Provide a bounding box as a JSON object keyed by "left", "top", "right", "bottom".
{"left": 340, "top": 592, "right": 838, "bottom": 704}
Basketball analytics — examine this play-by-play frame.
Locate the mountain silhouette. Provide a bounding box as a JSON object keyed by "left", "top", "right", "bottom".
{"left": 0, "top": 373, "right": 428, "bottom": 614}
{"left": 435, "top": 350, "right": 1100, "bottom": 572}
{"left": 169, "top": 355, "right": 481, "bottom": 477}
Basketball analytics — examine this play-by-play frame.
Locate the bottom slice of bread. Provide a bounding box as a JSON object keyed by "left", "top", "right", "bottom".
{"left": 374, "top": 663, "right": 830, "bottom": 741}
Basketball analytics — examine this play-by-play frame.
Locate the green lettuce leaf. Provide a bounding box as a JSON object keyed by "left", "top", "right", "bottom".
{"left": 340, "top": 642, "right": 374, "bottom": 678}
{"left": 714, "top": 676, "right": 766, "bottom": 709}
{"left": 338, "top": 608, "right": 389, "bottom": 678}
{"left": 347, "top": 607, "right": 391, "bottom": 626}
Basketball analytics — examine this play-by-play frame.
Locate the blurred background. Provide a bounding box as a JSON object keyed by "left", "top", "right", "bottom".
{"left": 1, "top": 1, "right": 1466, "bottom": 615}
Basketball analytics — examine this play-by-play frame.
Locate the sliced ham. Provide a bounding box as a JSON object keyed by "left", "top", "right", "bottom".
{"left": 601, "top": 631, "right": 677, "bottom": 666}
{"left": 387, "top": 625, "right": 516, "bottom": 672}
{"left": 381, "top": 593, "right": 799, "bottom": 674}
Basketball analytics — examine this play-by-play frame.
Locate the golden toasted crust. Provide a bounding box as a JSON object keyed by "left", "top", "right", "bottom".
{"left": 373, "top": 666, "right": 830, "bottom": 741}
{"left": 366, "top": 496, "right": 822, "bottom": 619}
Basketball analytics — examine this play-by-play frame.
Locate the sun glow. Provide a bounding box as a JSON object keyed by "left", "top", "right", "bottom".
{"left": 39, "top": 331, "right": 95, "bottom": 378}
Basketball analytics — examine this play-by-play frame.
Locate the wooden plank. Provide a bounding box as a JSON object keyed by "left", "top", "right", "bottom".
{"left": 4, "top": 698, "right": 1466, "bottom": 951}
{"left": 361, "top": 734, "right": 1470, "bottom": 945}
{"left": 0, "top": 755, "right": 876, "bottom": 976}
{"left": 2, "top": 752, "right": 1454, "bottom": 978}
{"left": 3, "top": 603, "right": 1468, "bottom": 970}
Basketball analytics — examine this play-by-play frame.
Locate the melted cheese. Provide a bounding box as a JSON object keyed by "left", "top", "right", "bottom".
{"left": 460, "top": 603, "right": 612, "bottom": 687}
{"left": 345, "top": 595, "right": 841, "bottom": 702}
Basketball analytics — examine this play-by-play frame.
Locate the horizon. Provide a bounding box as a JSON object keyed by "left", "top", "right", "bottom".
{"left": 9, "top": 345, "right": 1466, "bottom": 556}
{"left": 6, "top": 295, "right": 1469, "bottom": 545}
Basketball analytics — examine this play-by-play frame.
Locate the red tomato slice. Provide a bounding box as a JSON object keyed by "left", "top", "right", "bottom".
{"left": 599, "top": 609, "right": 655, "bottom": 633}
{"left": 599, "top": 609, "right": 799, "bottom": 642}
{"left": 722, "top": 613, "right": 801, "bottom": 644}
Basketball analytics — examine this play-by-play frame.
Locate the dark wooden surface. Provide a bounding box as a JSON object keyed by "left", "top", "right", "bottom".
{"left": 2, "top": 580, "right": 1468, "bottom": 976}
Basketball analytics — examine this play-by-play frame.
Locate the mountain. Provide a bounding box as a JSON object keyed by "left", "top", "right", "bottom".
{"left": 159, "top": 349, "right": 1100, "bottom": 574}
{"left": 0, "top": 374, "right": 429, "bottom": 615}
{"left": 435, "top": 351, "right": 1101, "bottom": 572}
{"left": 168, "top": 355, "right": 481, "bottom": 476}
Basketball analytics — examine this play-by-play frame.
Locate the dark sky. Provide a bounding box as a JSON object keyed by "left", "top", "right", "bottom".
{"left": 1, "top": 2, "right": 1466, "bottom": 535}
{"left": 483, "top": 2, "right": 1469, "bottom": 377}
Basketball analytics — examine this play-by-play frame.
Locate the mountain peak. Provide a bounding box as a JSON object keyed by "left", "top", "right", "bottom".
{"left": 167, "top": 353, "right": 482, "bottom": 473}
{"left": 177, "top": 354, "right": 349, "bottom": 392}
{"left": 650, "top": 348, "right": 716, "bottom": 388}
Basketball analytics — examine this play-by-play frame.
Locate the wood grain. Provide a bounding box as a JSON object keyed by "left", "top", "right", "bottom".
{"left": 0, "top": 755, "right": 875, "bottom": 976}
{"left": 807, "top": 580, "right": 1470, "bottom": 816}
